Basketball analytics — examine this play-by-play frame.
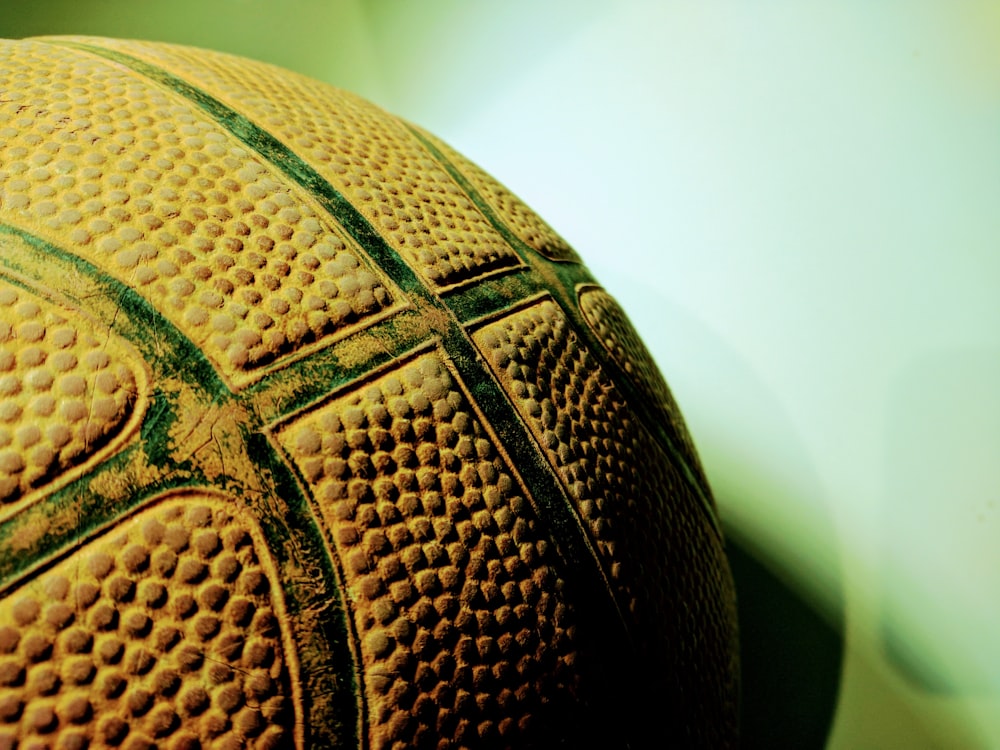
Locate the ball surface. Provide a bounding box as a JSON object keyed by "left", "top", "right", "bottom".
{"left": 0, "top": 36, "right": 738, "bottom": 748}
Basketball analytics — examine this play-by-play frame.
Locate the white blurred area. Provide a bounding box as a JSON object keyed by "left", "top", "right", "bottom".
{"left": 4, "top": 1, "right": 1000, "bottom": 745}
{"left": 369, "top": 2, "right": 1000, "bottom": 747}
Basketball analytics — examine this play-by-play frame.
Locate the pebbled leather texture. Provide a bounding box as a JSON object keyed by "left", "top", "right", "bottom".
{"left": 0, "top": 36, "right": 739, "bottom": 749}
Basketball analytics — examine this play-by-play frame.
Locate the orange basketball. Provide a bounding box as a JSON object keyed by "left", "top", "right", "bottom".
{"left": 0, "top": 37, "right": 738, "bottom": 748}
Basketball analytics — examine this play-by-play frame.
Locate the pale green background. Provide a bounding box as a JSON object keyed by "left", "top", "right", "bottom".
{"left": 4, "top": 2, "right": 1000, "bottom": 746}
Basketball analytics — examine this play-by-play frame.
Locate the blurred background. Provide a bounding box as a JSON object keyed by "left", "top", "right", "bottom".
{"left": 4, "top": 2, "right": 999, "bottom": 746}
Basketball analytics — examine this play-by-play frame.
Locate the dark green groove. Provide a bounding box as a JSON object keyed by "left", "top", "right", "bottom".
{"left": 443, "top": 271, "right": 544, "bottom": 325}
{"left": 243, "top": 307, "right": 431, "bottom": 421}
{"left": 0, "top": 444, "right": 184, "bottom": 585}
{"left": 243, "top": 431, "right": 361, "bottom": 749}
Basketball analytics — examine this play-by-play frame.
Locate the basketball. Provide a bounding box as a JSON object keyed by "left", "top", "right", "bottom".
{"left": 0, "top": 37, "right": 738, "bottom": 748}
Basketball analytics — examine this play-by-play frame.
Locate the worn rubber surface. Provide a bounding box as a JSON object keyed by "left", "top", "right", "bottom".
{"left": 0, "top": 36, "right": 739, "bottom": 749}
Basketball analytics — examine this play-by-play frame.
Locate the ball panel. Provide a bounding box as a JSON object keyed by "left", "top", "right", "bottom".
{"left": 276, "top": 347, "right": 582, "bottom": 749}
{"left": 408, "top": 124, "right": 581, "bottom": 264}
{"left": 578, "top": 284, "right": 711, "bottom": 496}
{"left": 471, "top": 297, "right": 665, "bottom": 621}
{"left": 0, "top": 495, "right": 296, "bottom": 749}
{"left": 56, "top": 37, "right": 527, "bottom": 292}
{"left": 0, "top": 39, "right": 399, "bottom": 387}
{"left": 0, "top": 272, "right": 146, "bottom": 516}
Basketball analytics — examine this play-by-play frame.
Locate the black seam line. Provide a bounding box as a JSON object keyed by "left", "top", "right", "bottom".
{"left": 409, "top": 129, "right": 723, "bottom": 540}
{"left": 43, "top": 45, "right": 634, "bottom": 632}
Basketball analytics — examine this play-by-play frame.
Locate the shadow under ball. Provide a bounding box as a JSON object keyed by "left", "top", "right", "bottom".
{"left": 0, "top": 37, "right": 739, "bottom": 748}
